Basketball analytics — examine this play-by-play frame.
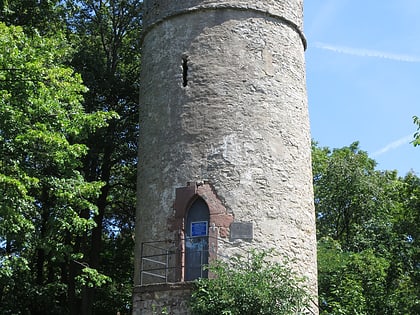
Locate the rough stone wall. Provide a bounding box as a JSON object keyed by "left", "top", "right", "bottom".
{"left": 133, "top": 283, "right": 193, "bottom": 315}
{"left": 135, "top": 0, "right": 317, "bottom": 313}
{"left": 142, "top": 0, "right": 305, "bottom": 31}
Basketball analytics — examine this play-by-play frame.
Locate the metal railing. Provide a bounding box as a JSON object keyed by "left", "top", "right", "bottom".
{"left": 139, "top": 236, "right": 241, "bottom": 285}
{"left": 140, "top": 240, "right": 179, "bottom": 285}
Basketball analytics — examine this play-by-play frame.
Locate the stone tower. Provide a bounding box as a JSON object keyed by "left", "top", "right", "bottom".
{"left": 133, "top": 1, "right": 318, "bottom": 314}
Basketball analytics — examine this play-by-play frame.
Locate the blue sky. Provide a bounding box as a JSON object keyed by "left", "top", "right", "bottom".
{"left": 304, "top": 0, "right": 420, "bottom": 176}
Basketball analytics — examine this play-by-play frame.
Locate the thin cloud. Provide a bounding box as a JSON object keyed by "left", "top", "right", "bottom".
{"left": 372, "top": 134, "right": 413, "bottom": 157}
{"left": 313, "top": 42, "right": 420, "bottom": 63}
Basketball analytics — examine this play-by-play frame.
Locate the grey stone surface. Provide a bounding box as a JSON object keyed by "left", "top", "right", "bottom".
{"left": 135, "top": 0, "right": 318, "bottom": 314}
{"left": 133, "top": 283, "right": 193, "bottom": 315}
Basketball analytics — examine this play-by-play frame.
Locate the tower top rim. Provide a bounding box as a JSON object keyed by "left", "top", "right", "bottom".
{"left": 140, "top": 4, "right": 307, "bottom": 50}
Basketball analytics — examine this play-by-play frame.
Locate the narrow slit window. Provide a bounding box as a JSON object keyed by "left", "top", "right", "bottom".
{"left": 182, "top": 57, "right": 188, "bottom": 87}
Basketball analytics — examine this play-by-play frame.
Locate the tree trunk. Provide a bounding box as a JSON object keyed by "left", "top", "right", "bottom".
{"left": 81, "top": 145, "right": 112, "bottom": 315}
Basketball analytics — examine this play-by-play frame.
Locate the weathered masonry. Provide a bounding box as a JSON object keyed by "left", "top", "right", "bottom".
{"left": 133, "top": 1, "right": 318, "bottom": 314}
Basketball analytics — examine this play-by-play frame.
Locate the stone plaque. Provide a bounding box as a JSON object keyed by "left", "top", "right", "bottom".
{"left": 230, "top": 222, "right": 253, "bottom": 240}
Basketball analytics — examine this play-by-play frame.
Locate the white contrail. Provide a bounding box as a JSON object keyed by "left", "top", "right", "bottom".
{"left": 372, "top": 134, "right": 414, "bottom": 157}
{"left": 313, "top": 42, "right": 420, "bottom": 63}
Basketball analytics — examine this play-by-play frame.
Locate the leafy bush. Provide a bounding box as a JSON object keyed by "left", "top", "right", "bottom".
{"left": 190, "top": 250, "right": 311, "bottom": 315}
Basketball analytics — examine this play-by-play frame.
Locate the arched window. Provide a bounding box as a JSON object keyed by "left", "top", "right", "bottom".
{"left": 172, "top": 182, "right": 234, "bottom": 282}
{"left": 185, "top": 198, "right": 209, "bottom": 281}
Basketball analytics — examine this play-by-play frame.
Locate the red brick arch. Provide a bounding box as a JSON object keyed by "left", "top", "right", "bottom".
{"left": 169, "top": 181, "right": 234, "bottom": 281}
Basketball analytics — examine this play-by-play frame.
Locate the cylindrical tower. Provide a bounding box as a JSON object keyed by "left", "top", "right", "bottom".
{"left": 134, "top": 1, "right": 317, "bottom": 314}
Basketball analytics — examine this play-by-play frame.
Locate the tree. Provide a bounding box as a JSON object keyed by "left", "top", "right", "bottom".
{"left": 190, "top": 250, "right": 312, "bottom": 315}
{"left": 1, "top": 0, "right": 142, "bottom": 312}
{"left": 312, "top": 142, "right": 387, "bottom": 251}
{"left": 0, "top": 0, "right": 65, "bottom": 34}
{"left": 313, "top": 141, "right": 420, "bottom": 314}
{"left": 63, "top": 1, "right": 142, "bottom": 313}
{"left": 318, "top": 238, "right": 391, "bottom": 315}
{"left": 0, "top": 23, "right": 114, "bottom": 314}
{"left": 413, "top": 116, "right": 420, "bottom": 146}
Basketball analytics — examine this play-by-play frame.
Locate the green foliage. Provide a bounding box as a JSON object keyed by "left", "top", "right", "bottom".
{"left": 313, "top": 142, "right": 420, "bottom": 315}
{"left": 63, "top": 1, "right": 141, "bottom": 313}
{"left": 312, "top": 142, "right": 383, "bottom": 251}
{"left": 3, "top": 0, "right": 137, "bottom": 312}
{"left": 318, "top": 238, "right": 390, "bottom": 315}
{"left": 190, "top": 250, "right": 311, "bottom": 315}
{"left": 1, "top": 0, "right": 140, "bottom": 313}
{"left": 91, "top": 231, "right": 135, "bottom": 315}
{"left": 0, "top": 22, "right": 115, "bottom": 314}
{"left": 0, "top": 0, "right": 65, "bottom": 34}
{"left": 75, "top": 266, "right": 112, "bottom": 288}
{"left": 413, "top": 116, "right": 420, "bottom": 146}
